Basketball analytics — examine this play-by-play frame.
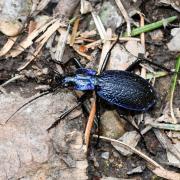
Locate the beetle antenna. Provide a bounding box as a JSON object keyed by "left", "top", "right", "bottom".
{"left": 118, "top": 114, "right": 155, "bottom": 155}
{"left": 4, "top": 90, "right": 53, "bottom": 124}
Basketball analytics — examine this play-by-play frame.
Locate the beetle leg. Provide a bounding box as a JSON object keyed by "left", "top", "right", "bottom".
{"left": 47, "top": 101, "right": 82, "bottom": 132}
{"left": 99, "top": 25, "right": 125, "bottom": 73}
{"left": 47, "top": 92, "right": 91, "bottom": 131}
{"left": 126, "top": 53, "right": 172, "bottom": 72}
{"left": 94, "top": 93, "right": 101, "bottom": 147}
{"left": 100, "top": 33, "right": 121, "bottom": 73}
{"left": 118, "top": 114, "right": 155, "bottom": 154}
{"left": 51, "top": 57, "right": 84, "bottom": 69}
{"left": 75, "top": 68, "right": 97, "bottom": 75}
{"left": 68, "top": 57, "right": 84, "bottom": 69}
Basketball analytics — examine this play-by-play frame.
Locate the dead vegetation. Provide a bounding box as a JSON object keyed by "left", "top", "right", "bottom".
{"left": 0, "top": 0, "right": 180, "bottom": 179}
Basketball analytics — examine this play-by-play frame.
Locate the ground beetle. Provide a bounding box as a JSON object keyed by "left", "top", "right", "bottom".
{"left": 45, "top": 53, "right": 172, "bottom": 131}
{"left": 59, "top": 68, "right": 156, "bottom": 112}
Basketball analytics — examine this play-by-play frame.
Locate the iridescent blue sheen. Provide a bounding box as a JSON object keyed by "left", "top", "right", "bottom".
{"left": 75, "top": 68, "right": 97, "bottom": 75}
{"left": 62, "top": 68, "right": 156, "bottom": 111}
{"left": 63, "top": 74, "right": 97, "bottom": 90}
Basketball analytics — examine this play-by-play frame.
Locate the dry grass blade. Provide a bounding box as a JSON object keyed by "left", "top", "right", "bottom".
{"left": 0, "top": 37, "right": 18, "bottom": 57}
{"left": 54, "top": 24, "right": 71, "bottom": 62}
{"left": 139, "top": 13, "right": 146, "bottom": 78}
{"left": 70, "top": 17, "right": 80, "bottom": 46}
{"left": 114, "top": 0, "right": 131, "bottom": 36}
{"left": 169, "top": 55, "right": 180, "bottom": 124}
{"left": 98, "top": 28, "right": 112, "bottom": 74}
{"left": 18, "top": 20, "right": 63, "bottom": 71}
{"left": 91, "top": 12, "right": 106, "bottom": 40}
{"left": 8, "top": 19, "right": 66, "bottom": 58}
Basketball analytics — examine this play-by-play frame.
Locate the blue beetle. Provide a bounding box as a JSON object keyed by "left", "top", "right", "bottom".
{"left": 58, "top": 68, "right": 156, "bottom": 112}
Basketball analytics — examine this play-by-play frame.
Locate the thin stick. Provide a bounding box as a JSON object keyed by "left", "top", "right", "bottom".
{"left": 93, "top": 135, "right": 180, "bottom": 180}
{"left": 54, "top": 24, "right": 71, "bottom": 62}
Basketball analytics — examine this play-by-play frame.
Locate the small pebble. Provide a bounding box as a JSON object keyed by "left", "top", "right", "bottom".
{"left": 127, "top": 165, "right": 145, "bottom": 175}
{"left": 101, "top": 152, "right": 110, "bottom": 160}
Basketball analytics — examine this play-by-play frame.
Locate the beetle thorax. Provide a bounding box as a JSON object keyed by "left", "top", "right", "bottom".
{"left": 63, "top": 74, "right": 97, "bottom": 90}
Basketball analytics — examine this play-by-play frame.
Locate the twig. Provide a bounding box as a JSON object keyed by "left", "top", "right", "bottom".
{"left": 137, "top": 13, "right": 146, "bottom": 124}
{"left": 139, "top": 12, "right": 146, "bottom": 78}
{"left": 93, "top": 135, "right": 180, "bottom": 180}
{"left": 93, "top": 135, "right": 162, "bottom": 167}
{"left": 81, "top": 37, "right": 140, "bottom": 50}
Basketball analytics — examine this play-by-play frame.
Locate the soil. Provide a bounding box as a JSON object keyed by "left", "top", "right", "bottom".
{"left": 0, "top": 0, "right": 179, "bottom": 179}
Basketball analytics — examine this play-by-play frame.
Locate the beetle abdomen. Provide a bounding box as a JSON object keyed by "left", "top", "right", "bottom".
{"left": 96, "top": 70, "right": 156, "bottom": 111}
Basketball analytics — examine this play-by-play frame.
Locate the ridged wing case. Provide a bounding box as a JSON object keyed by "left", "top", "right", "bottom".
{"left": 96, "top": 70, "right": 156, "bottom": 111}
